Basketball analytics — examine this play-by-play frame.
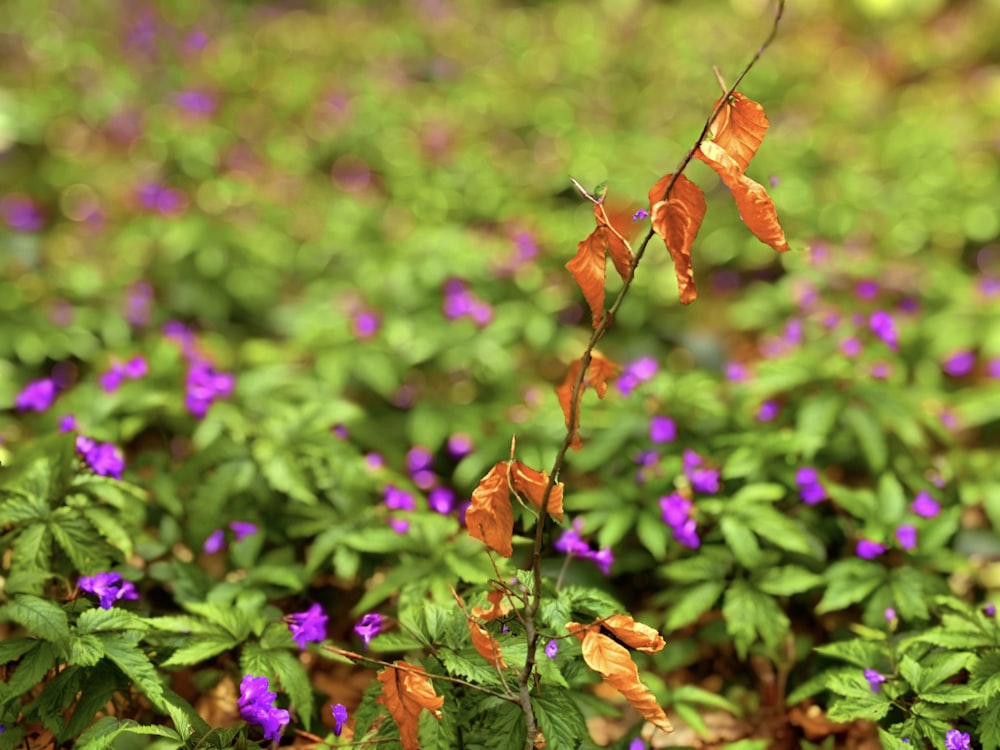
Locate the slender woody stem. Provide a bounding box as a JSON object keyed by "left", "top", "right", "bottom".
{"left": 516, "top": 4, "right": 786, "bottom": 748}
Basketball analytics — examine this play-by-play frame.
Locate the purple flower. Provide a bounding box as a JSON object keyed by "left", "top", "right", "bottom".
{"left": 332, "top": 703, "right": 349, "bottom": 737}
{"left": 99, "top": 367, "right": 125, "bottom": 393}
{"left": 79, "top": 572, "right": 139, "bottom": 610}
{"left": 15, "top": 378, "right": 58, "bottom": 412}
{"left": 985, "top": 603, "right": 996, "bottom": 617}
{"left": 203, "top": 529, "right": 225, "bottom": 553}
{"left": 428, "top": 486, "right": 455, "bottom": 514}
{"left": 406, "top": 447, "right": 433, "bottom": 474}
{"left": 682, "top": 450, "right": 719, "bottom": 494}
{"left": 447, "top": 433, "right": 474, "bottom": 458}
{"left": 795, "top": 467, "right": 826, "bottom": 505}
{"left": 59, "top": 414, "right": 77, "bottom": 432}
{"left": 229, "top": 521, "right": 258, "bottom": 541}
{"left": 1, "top": 194, "right": 44, "bottom": 231}
{"left": 629, "top": 739, "right": 646, "bottom": 750}
{"left": 174, "top": 90, "right": 217, "bottom": 115}
{"left": 911, "top": 491, "right": 940, "bottom": 519}
{"left": 388, "top": 518, "right": 410, "bottom": 534}
{"left": 864, "top": 669, "right": 887, "bottom": 693}
{"left": 660, "top": 493, "right": 692, "bottom": 528}
{"left": 725, "top": 362, "right": 750, "bottom": 382}
{"left": 238, "top": 675, "right": 289, "bottom": 742}
{"left": 756, "top": 400, "right": 780, "bottom": 422}
{"left": 185, "top": 361, "right": 234, "bottom": 418}
{"left": 354, "top": 613, "right": 383, "bottom": 648}
{"left": 588, "top": 547, "right": 614, "bottom": 575}
{"left": 352, "top": 310, "right": 380, "bottom": 339}
{"left": 137, "top": 182, "right": 185, "bottom": 215}
{"left": 855, "top": 280, "right": 879, "bottom": 300}
{"left": 885, "top": 607, "right": 896, "bottom": 622}
{"left": 554, "top": 518, "right": 591, "bottom": 557}
{"left": 895, "top": 525, "right": 917, "bottom": 551}
{"left": 649, "top": 416, "right": 676, "bottom": 444}
{"left": 632, "top": 209, "right": 649, "bottom": 222}
{"left": 868, "top": 310, "right": 899, "bottom": 351}
{"left": 943, "top": 351, "right": 975, "bottom": 377}
{"left": 384, "top": 485, "right": 415, "bottom": 511}
{"left": 123, "top": 357, "right": 148, "bottom": 379}
{"left": 616, "top": 356, "right": 658, "bottom": 396}
{"left": 287, "top": 602, "right": 328, "bottom": 649}
{"left": 672, "top": 518, "right": 701, "bottom": 549}
{"left": 856, "top": 539, "right": 886, "bottom": 560}
{"left": 75, "top": 436, "right": 125, "bottom": 479}
{"left": 871, "top": 363, "right": 891, "bottom": 379}
{"left": 545, "top": 639, "right": 559, "bottom": 659}
{"left": 364, "top": 452, "right": 385, "bottom": 470}
{"left": 945, "top": 730, "right": 971, "bottom": 750}
{"left": 840, "top": 338, "right": 862, "bottom": 357}
{"left": 988, "top": 358, "right": 1000, "bottom": 379}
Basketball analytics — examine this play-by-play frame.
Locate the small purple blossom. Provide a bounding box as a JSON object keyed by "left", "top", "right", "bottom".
{"left": 287, "top": 602, "right": 328, "bottom": 649}
{"left": 75, "top": 436, "right": 125, "bottom": 479}
{"left": 943, "top": 350, "right": 975, "bottom": 377}
{"left": 756, "top": 400, "right": 780, "bottom": 422}
{"left": 988, "top": 358, "right": 1000, "bottom": 379}
{"left": 78, "top": 572, "right": 139, "bottom": 610}
{"left": 672, "top": 518, "right": 701, "bottom": 549}
{"left": 1, "top": 194, "right": 44, "bottom": 231}
{"left": 203, "top": 529, "right": 225, "bottom": 553}
{"left": 985, "top": 603, "right": 996, "bottom": 617}
{"left": 660, "top": 493, "right": 692, "bottom": 528}
{"left": 649, "top": 416, "right": 676, "bottom": 444}
{"left": 406, "top": 447, "right": 434, "bottom": 474}
{"left": 840, "top": 338, "right": 862, "bottom": 357}
{"left": 15, "top": 378, "right": 58, "bottom": 412}
{"left": 589, "top": 547, "right": 614, "bottom": 575}
{"left": 238, "top": 675, "right": 289, "bottom": 742}
{"left": 443, "top": 278, "right": 492, "bottom": 326}
{"left": 616, "top": 356, "right": 658, "bottom": 396}
{"left": 682, "top": 450, "right": 719, "bottom": 494}
{"left": 632, "top": 209, "right": 649, "bottom": 222}
{"left": 725, "top": 362, "right": 750, "bottom": 382}
{"left": 911, "top": 491, "right": 940, "bottom": 519}
{"left": 554, "top": 518, "right": 591, "bottom": 557}
{"left": 545, "top": 639, "right": 559, "bottom": 659}
{"left": 174, "top": 90, "right": 217, "bottom": 115}
{"left": 447, "top": 433, "right": 474, "bottom": 459}
{"left": 59, "top": 414, "right": 77, "bottom": 432}
{"left": 354, "top": 613, "right": 383, "bottom": 648}
{"left": 428, "top": 486, "right": 456, "bottom": 514}
{"left": 871, "top": 362, "right": 891, "bottom": 379}
{"left": 885, "top": 607, "right": 897, "bottom": 622}
{"left": 137, "top": 182, "right": 185, "bottom": 215}
{"left": 384, "top": 485, "right": 415, "bottom": 511}
{"left": 856, "top": 539, "right": 886, "bottom": 560}
{"left": 863, "top": 668, "right": 887, "bottom": 693}
{"left": 100, "top": 357, "right": 148, "bottom": 392}
{"left": 629, "top": 739, "right": 646, "bottom": 750}
{"left": 229, "top": 521, "right": 258, "bottom": 541}
{"left": 352, "top": 310, "right": 380, "bottom": 339}
{"left": 868, "top": 311, "right": 898, "bottom": 350}
{"left": 795, "top": 467, "right": 826, "bottom": 505}
{"left": 332, "top": 703, "right": 349, "bottom": 737}
{"left": 895, "top": 525, "right": 917, "bottom": 551}
{"left": 945, "top": 730, "right": 971, "bottom": 750}
{"left": 364, "top": 452, "right": 385, "bottom": 470}
{"left": 185, "top": 360, "right": 234, "bottom": 418}
{"left": 856, "top": 280, "right": 880, "bottom": 300}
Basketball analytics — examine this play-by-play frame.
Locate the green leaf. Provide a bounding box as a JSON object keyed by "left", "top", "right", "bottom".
{"left": 0, "top": 491, "right": 48, "bottom": 526}
{"left": 814, "top": 639, "right": 884, "bottom": 669}
{"left": 0, "top": 641, "right": 57, "bottom": 701}
{"left": 102, "top": 635, "right": 167, "bottom": 714}
{"left": 268, "top": 648, "right": 315, "bottom": 731}
{"left": 900, "top": 652, "right": 973, "bottom": 693}
{"left": 815, "top": 559, "right": 885, "bottom": 614}
{"left": 888, "top": 567, "right": 936, "bottom": 621}
{"left": 731, "top": 483, "right": 787, "bottom": 504}
{"left": 81, "top": 506, "right": 135, "bottom": 559}
{"left": 722, "top": 580, "right": 789, "bottom": 658}
{"left": 670, "top": 684, "right": 740, "bottom": 713}
{"left": 147, "top": 614, "right": 229, "bottom": 635}
{"left": 755, "top": 565, "right": 824, "bottom": 596}
{"left": 664, "top": 580, "right": 726, "bottom": 631}
{"left": 636, "top": 514, "right": 668, "bottom": 560}
{"left": 181, "top": 600, "right": 252, "bottom": 640}
{"left": 70, "top": 633, "right": 106, "bottom": 666}
{"left": 76, "top": 606, "right": 148, "bottom": 634}
{"left": 971, "top": 651, "right": 1000, "bottom": 697}
{"left": 794, "top": 391, "right": 841, "bottom": 456}
{"left": 741, "top": 506, "right": 819, "bottom": 557}
{"left": 438, "top": 649, "right": 505, "bottom": 687}
{"left": 826, "top": 692, "right": 891, "bottom": 722}
{"left": 980, "top": 694, "right": 1000, "bottom": 750}
{"left": 918, "top": 685, "right": 982, "bottom": 704}
{"left": 75, "top": 717, "right": 182, "bottom": 750}
{"left": 532, "top": 688, "right": 586, "bottom": 750}
{"left": 160, "top": 636, "right": 239, "bottom": 668}
{"left": 660, "top": 547, "right": 729, "bottom": 583}
{"left": 0, "top": 636, "right": 37, "bottom": 665}
{"left": 49, "top": 508, "right": 111, "bottom": 572}
{"left": 720, "top": 516, "right": 763, "bottom": 568}
{"left": 0, "top": 594, "right": 70, "bottom": 649}
{"left": 841, "top": 406, "right": 887, "bottom": 472}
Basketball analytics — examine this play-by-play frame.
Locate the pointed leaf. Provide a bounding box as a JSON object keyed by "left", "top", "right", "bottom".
{"left": 556, "top": 353, "right": 621, "bottom": 450}
{"left": 471, "top": 591, "right": 511, "bottom": 622}
{"left": 468, "top": 620, "right": 508, "bottom": 670}
{"left": 600, "top": 614, "right": 665, "bottom": 654}
{"left": 566, "top": 623, "right": 672, "bottom": 732}
{"left": 648, "top": 173, "right": 707, "bottom": 304}
{"left": 510, "top": 461, "right": 564, "bottom": 521}
{"left": 376, "top": 661, "right": 444, "bottom": 750}
{"left": 705, "top": 93, "right": 769, "bottom": 173}
{"left": 596, "top": 202, "right": 634, "bottom": 282}
{"left": 566, "top": 226, "right": 608, "bottom": 328}
{"left": 466, "top": 462, "right": 514, "bottom": 557}
{"left": 696, "top": 141, "right": 789, "bottom": 252}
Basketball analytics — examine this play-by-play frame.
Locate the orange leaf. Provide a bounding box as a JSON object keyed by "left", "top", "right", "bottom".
{"left": 696, "top": 141, "right": 789, "bottom": 252}
{"left": 466, "top": 462, "right": 514, "bottom": 557}
{"left": 565, "top": 204, "right": 634, "bottom": 329}
{"left": 597, "top": 202, "right": 634, "bottom": 282}
{"left": 510, "top": 460, "right": 564, "bottom": 522}
{"left": 600, "top": 614, "right": 666, "bottom": 654}
{"left": 471, "top": 590, "right": 511, "bottom": 621}
{"left": 648, "top": 173, "right": 707, "bottom": 305}
{"left": 555, "top": 353, "right": 621, "bottom": 450}
{"left": 705, "top": 92, "right": 769, "bottom": 174}
{"left": 376, "top": 661, "right": 444, "bottom": 750}
{"left": 468, "top": 619, "right": 508, "bottom": 670}
{"left": 573, "top": 628, "right": 672, "bottom": 733}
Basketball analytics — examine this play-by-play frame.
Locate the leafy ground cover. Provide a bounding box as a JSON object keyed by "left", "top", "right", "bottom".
{"left": 2, "top": 0, "right": 1000, "bottom": 748}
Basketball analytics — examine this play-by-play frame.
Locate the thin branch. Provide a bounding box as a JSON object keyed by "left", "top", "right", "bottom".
{"left": 517, "top": 4, "right": 787, "bottom": 747}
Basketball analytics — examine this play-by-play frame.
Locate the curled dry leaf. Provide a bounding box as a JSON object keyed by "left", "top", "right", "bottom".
{"left": 565, "top": 203, "right": 634, "bottom": 328}
{"left": 556, "top": 353, "right": 621, "bottom": 450}
{"left": 696, "top": 141, "right": 789, "bottom": 252}
{"left": 466, "top": 461, "right": 513, "bottom": 557}
{"left": 599, "top": 614, "right": 666, "bottom": 654}
{"left": 648, "top": 173, "right": 707, "bottom": 305}
{"left": 471, "top": 589, "right": 511, "bottom": 621}
{"left": 705, "top": 92, "right": 769, "bottom": 174}
{"left": 510, "top": 460, "right": 564, "bottom": 522}
{"left": 376, "top": 661, "right": 444, "bottom": 750}
{"left": 468, "top": 619, "right": 508, "bottom": 670}
{"left": 566, "top": 621, "right": 673, "bottom": 733}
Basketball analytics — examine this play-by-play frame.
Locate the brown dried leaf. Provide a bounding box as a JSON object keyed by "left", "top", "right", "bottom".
{"left": 471, "top": 590, "right": 511, "bottom": 621}
{"left": 600, "top": 614, "right": 666, "bottom": 654}
{"left": 510, "top": 460, "right": 564, "bottom": 522}
{"left": 466, "top": 462, "right": 514, "bottom": 557}
{"left": 376, "top": 662, "right": 444, "bottom": 750}
{"left": 468, "top": 620, "right": 508, "bottom": 670}
{"left": 696, "top": 140, "right": 789, "bottom": 252}
{"left": 705, "top": 92, "right": 769, "bottom": 174}
{"left": 648, "top": 173, "right": 707, "bottom": 305}
{"left": 565, "top": 204, "right": 634, "bottom": 329}
{"left": 555, "top": 353, "right": 621, "bottom": 451}
{"left": 568, "top": 624, "right": 672, "bottom": 733}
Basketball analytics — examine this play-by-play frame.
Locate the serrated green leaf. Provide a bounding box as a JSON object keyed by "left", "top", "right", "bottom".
{"left": 147, "top": 614, "right": 229, "bottom": 635}
{"left": 81, "top": 506, "right": 135, "bottom": 559}
{"left": 70, "top": 633, "right": 106, "bottom": 666}
{"left": 816, "top": 559, "right": 885, "bottom": 614}
{"left": 438, "top": 649, "right": 505, "bottom": 687}
{"left": 670, "top": 684, "right": 739, "bottom": 713}
{"left": 826, "top": 692, "right": 891, "bottom": 722}
{"left": 971, "top": 651, "right": 1000, "bottom": 697}
{"left": 0, "top": 636, "right": 37, "bottom": 665}
{"left": 636, "top": 515, "right": 668, "bottom": 560}
{"left": 918, "top": 685, "right": 982, "bottom": 704}
{"left": 875, "top": 473, "right": 906, "bottom": 526}
{"left": 7, "top": 522, "right": 54, "bottom": 591}
{"left": 559, "top": 586, "right": 624, "bottom": 620}
{"left": 841, "top": 406, "right": 888, "bottom": 471}
{"left": 979, "top": 694, "right": 1000, "bottom": 750}
{"left": 814, "top": 639, "right": 885, "bottom": 669}
{"left": 755, "top": 565, "right": 824, "bottom": 596}
{"left": 0, "top": 491, "right": 48, "bottom": 526}
{"left": 181, "top": 600, "right": 251, "bottom": 640}
{"left": 720, "top": 516, "right": 763, "bottom": 568}
{"left": 901, "top": 651, "right": 973, "bottom": 692}
{"left": 796, "top": 392, "right": 842, "bottom": 457}
{"left": 660, "top": 547, "right": 729, "bottom": 583}
{"left": 0, "top": 641, "right": 57, "bottom": 701}
{"left": 740, "top": 506, "right": 818, "bottom": 557}
{"left": 269, "top": 648, "right": 314, "bottom": 731}
{"left": 160, "top": 635, "right": 239, "bottom": 668}
{"left": 102, "top": 636, "right": 167, "bottom": 713}
{"left": 0, "top": 594, "right": 70, "bottom": 649}
{"left": 49, "top": 508, "right": 111, "bottom": 572}
{"left": 75, "top": 717, "right": 182, "bottom": 750}
{"left": 664, "top": 580, "right": 726, "bottom": 631}
{"left": 532, "top": 689, "right": 586, "bottom": 750}
{"left": 722, "top": 580, "right": 789, "bottom": 658}
{"left": 731, "top": 483, "right": 787, "bottom": 504}
{"left": 76, "top": 606, "right": 148, "bottom": 634}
